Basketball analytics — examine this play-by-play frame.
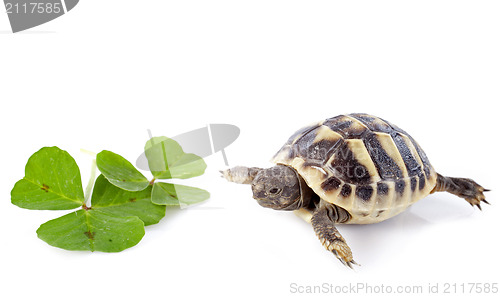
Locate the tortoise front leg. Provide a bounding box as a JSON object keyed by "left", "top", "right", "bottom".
{"left": 220, "top": 166, "right": 262, "bottom": 184}
{"left": 311, "top": 203, "right": 358, "bottom": 268}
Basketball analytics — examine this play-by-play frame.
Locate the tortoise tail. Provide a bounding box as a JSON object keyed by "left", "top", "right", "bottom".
{"left": 432, "top": 173, "right": 490, "bottom": 210}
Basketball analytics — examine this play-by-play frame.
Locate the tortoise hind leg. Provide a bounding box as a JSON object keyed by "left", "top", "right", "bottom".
{"left": 311, "top": 203, "right": 357, "bottom": 268}
{"left": 431, "top": 173, "right": 490, "bottom": 210}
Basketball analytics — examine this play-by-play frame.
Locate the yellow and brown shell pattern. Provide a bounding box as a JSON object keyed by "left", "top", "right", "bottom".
{"left": 272, "top": 113, "right": 438, "bottom": 224}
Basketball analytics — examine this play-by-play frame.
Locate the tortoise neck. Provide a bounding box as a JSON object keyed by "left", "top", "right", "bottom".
{"left": 282, "top": 167, "right": 313, "bottom": 210}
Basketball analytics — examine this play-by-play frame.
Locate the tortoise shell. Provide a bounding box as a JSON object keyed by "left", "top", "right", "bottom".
{"left": 271, "top": 113, "right": 438, "bottom": 224}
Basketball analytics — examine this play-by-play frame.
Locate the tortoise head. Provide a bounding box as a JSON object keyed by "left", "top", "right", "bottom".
{"left": 251, "top": 165, "right": 310, "bottom": 210}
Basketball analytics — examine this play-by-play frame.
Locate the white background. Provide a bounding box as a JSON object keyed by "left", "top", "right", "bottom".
{"left": 1, "top": 1, "right": 499, "bottom": 296}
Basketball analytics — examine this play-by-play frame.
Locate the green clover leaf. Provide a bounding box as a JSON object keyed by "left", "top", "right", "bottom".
{"left": 11, "top": 147, "right": 85, "bottom": 210}
{"left": 36, "top": 209, "right": 145, "bottom": 252}
{"left": 12, "top": 135, "right": 210, "bottom": 253}
{"left": 11, "top": 147, "right": 157, "bottom": 253}
{"left": 91, "top": 175, "right": 165, "bottom": 226}
{"left": 144, "top": 136, "right": 207, "bottom": 179}
{"left": 96, "top": 150, "right": 149, "bottom": 191}
{"left": 152, "top": 182, "right": 210, "bottom": 206}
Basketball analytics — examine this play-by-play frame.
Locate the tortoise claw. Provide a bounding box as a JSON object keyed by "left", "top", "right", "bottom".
{"left": 463, "top": 185, "right": 490, "bottom": 211}
{"left": 340, "top": 258, "right": 359, "bottom": 269}
{"left": 332, "top": 248, "right": 358, "bottom": 269}
{"left": 467, "top": 198, "right": 485, "bottom": 210}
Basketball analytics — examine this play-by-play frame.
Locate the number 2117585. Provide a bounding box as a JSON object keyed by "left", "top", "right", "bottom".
{"left": 5, "top": 2, "right": 62, "bottom": 14}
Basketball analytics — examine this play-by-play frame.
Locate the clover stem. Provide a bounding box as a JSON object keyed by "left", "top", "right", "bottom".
{"left": 149, "top": 178, "right": 156, "bottom": 185}
{"left": 84, "top": 159, "right": 98, "bottom": 207}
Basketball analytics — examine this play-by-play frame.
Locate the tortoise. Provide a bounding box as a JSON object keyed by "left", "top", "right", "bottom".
{"left": 221, "top": 113, "right": 489, "bottom": 268}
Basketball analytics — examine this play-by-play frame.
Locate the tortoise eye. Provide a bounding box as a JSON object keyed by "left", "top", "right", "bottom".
{"left": 269, "top": 187, "right": 281, "bottom": 195}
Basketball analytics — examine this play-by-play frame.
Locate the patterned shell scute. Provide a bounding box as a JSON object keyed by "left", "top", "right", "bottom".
{"left": 271, "top": 113, "right": 437, "bottom": 224}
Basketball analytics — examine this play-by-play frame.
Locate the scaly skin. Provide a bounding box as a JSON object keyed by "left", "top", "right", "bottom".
{"left": 311, "top": 204, "right": 358, "bottom": 268}
{"left": 432, "top": 173, "right": 490, "bottom": 210}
